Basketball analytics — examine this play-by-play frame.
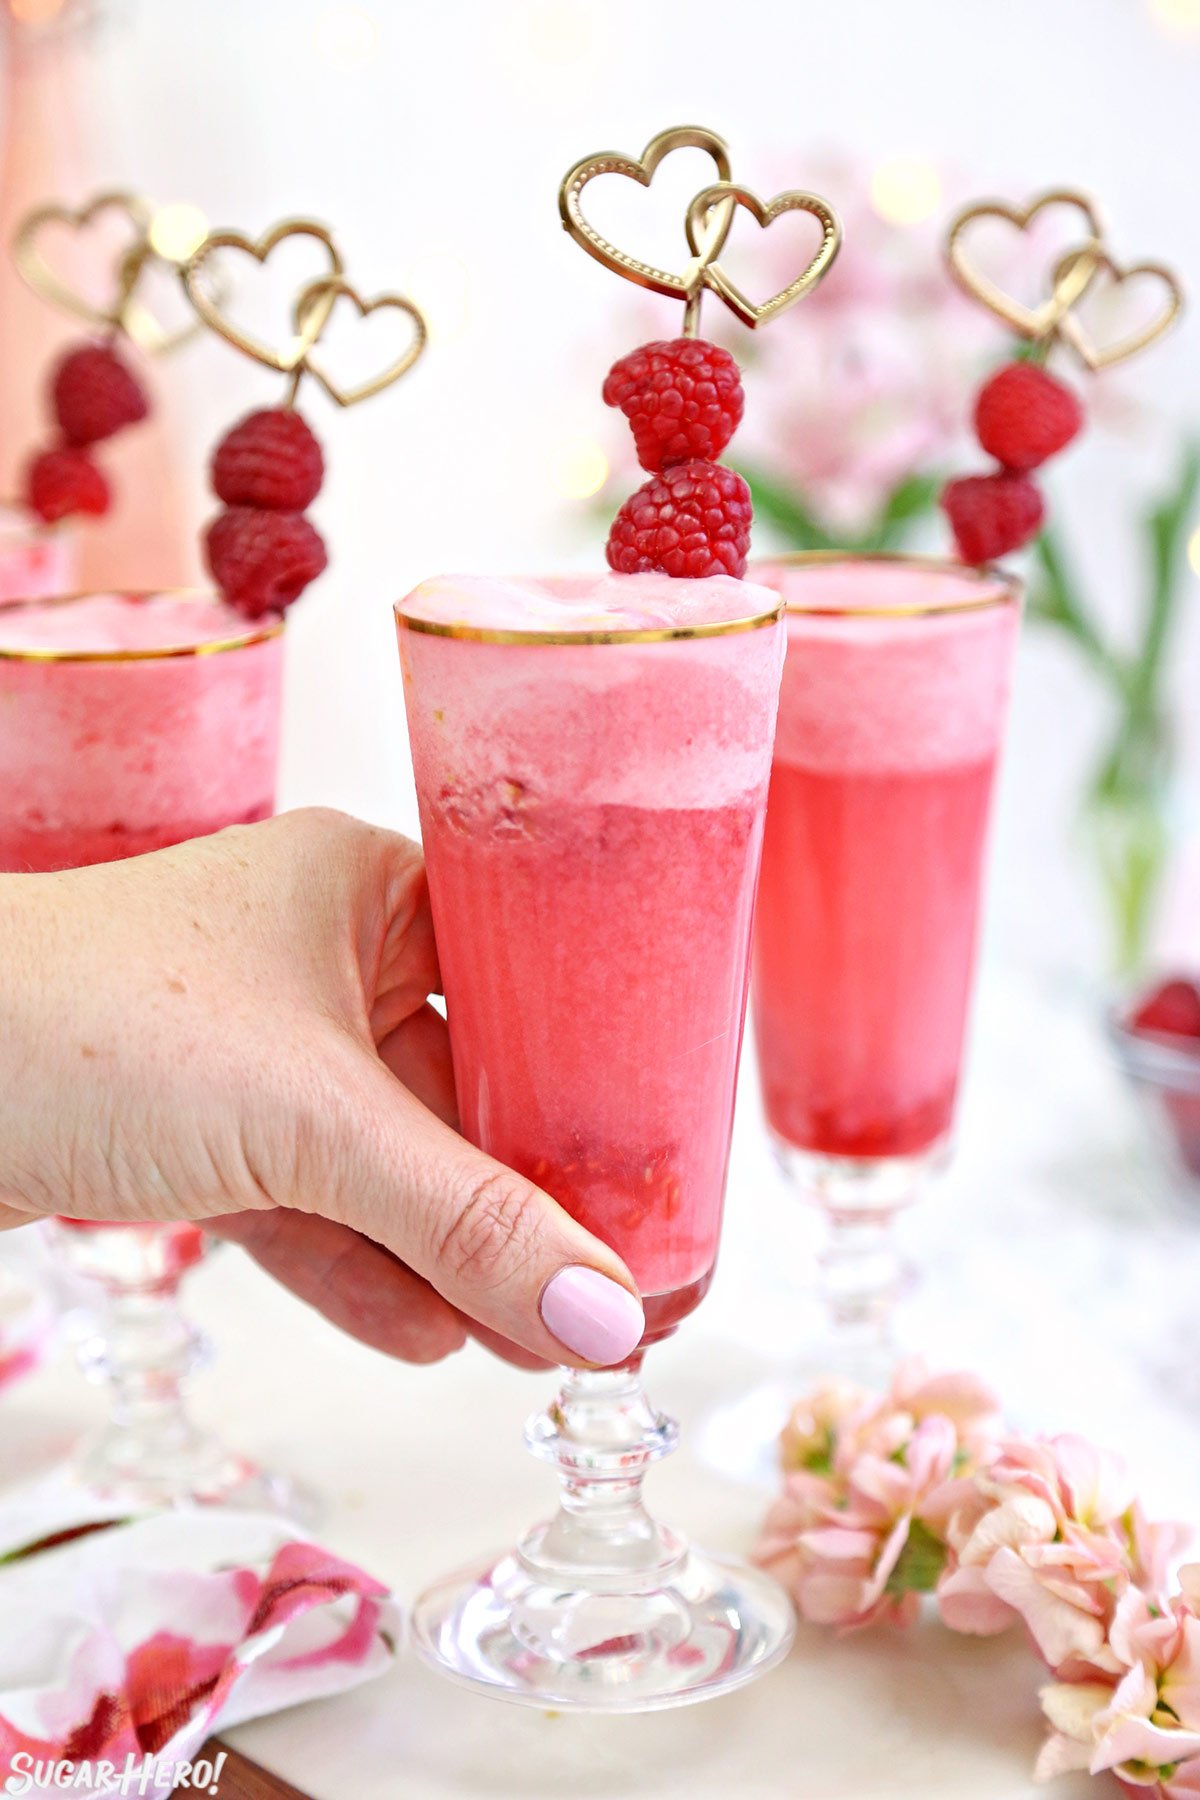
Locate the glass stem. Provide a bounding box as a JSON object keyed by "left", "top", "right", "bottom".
{"left": 520, "top": 1365, "right": 684, "bottom": 1584}
{"left": 777, "top": 1146, "right": 924, "bottom": 1383}
{"left": 76, "top": 1273, "right": 218, "bottom": 1492}
{"left": 818, "top": 1206, "right": 903, "bottom": 1350}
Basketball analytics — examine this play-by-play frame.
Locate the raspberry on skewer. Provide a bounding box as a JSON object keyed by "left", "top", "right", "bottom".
{"left": 607, "top": 460, "right": 752, "bottom": 580}
{"left": 212, "top": 408, "right": 325, "bottom": 511}
{"left": 204, "top": 506, "right": 327, "bottom": 619}
{"left": 941, "top": 472, "right": 1044, "bottom": 566}
{"left": 51, "top": 341, "right": 150, "bottom": 447}
{"left": 24, "top": 446, "right": 111, "bottom": 522}
{"left": 974, "top": 362, "right": 1083, "bottom": 473}
{"left": 603, "top": 338, "right": 744, "bottom": 473}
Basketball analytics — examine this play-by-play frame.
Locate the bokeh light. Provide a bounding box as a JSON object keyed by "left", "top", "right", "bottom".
{"left": 1187, "top": 525, "right": 1200, "bottom": 578}
{"left": 1148, "top": 0, "right": 1200, "bottom": 34}
{"left": 9, "top": 0, "right": 66, "bottom": 22}
{"left": 548, "top": 437, "right": 609, "bottom": 501}
{"left": 520, "top": 0, "right": 598, "bottom": 64}
{"left": 148, "top": 203, "right": 209, "bottom": 264}
{"left": 313, "top": 4, "right": 380, "bottom": 70}
{"left": 869, "top": 157, "right": 943, "bottom": 226}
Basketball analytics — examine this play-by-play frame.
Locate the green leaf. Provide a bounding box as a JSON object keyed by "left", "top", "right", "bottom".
{"left": 737, "top": 464, "right": 942, "bottom": 556}
{"left": 883, "top": 1518, "right": 946, "bottom": 1598}
{"left": 858, "top": 473, "right": 943, "bottom": 551}
{"left": 1027, "top": 528, "right": 1127, "bottom": 694}
{"left": 1128, "top": 439, "right": 1200, "bottom": 720}
{"left": 735, "top": 463, "right": 839, "bottom": 551}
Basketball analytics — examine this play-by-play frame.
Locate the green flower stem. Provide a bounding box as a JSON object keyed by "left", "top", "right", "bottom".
{"left": 884, "top": 1519, "right": 947, "bottom": 1598}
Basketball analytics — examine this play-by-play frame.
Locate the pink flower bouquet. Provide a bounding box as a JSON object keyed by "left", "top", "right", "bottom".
{"left": 756, "top": 1359, "right": 1196, "bottom": 1794}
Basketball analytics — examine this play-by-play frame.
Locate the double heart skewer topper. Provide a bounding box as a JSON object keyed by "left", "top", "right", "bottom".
{"left": 14, "top": 189, "right": 215, "bottom": 355}
{"left": 559, "top": 125, "right": 843, "bottom": 336}
{"left": 939, "top": 189, "right": 1185, "bottom": 570}
{"left": 175, "top": 215, "right": 432, "bottom": 622}
{"left": 8, "top": 188, "right": 230, "bottom": 532}
{"left": 564, "top": 126, "right": 844, "bottom": 586}
{"left": 180, "top": 217, "right": 429, "bottom": 409}
{"left": 945, "top": 187, "right": 1184, "bottom": 371}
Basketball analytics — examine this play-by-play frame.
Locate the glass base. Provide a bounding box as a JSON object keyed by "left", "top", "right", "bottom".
{"left": 411, "top": 1364, "right": 794, "bottom": 1712}
{"left": 70, "top": 1420, "right": 317, "bottom": 1521}
{"left": 411, "top": 1541, "right": 795, "bottom": 1712}
{"left": 48, "top": 1219, "right": 318, "bottom": 1524}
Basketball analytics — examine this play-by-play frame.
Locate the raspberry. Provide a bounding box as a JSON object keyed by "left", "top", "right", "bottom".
{"left": 606, "top": 460, "right": 752, "bottom": 580}
{"left": 24, "top": 445, "right": 110, "bottom": 522}
{"left": 211, "top": 408, "right": 324, "bottom": 511}
{"left": 1130, "top": 977, "right": 1200, "bottom": 1041}
{"left": 603, "top": 338, "right": 744, "bottom": 472}
{"left": 941, "top": 471, "right": 1043, "bottom": 565}
{"left": 50, "top": 342, "right": 149, "bottom": 446}
{"left": 974, "top": 362, "right": 1083, "bottom": 472}
{"left": 204, "top": 506, "right": 327, "bottom": 618}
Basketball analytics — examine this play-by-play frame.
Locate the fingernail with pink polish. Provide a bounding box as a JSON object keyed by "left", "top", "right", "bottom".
{"left": 540, "top": 1266, "right": 645, "bottom": 1365}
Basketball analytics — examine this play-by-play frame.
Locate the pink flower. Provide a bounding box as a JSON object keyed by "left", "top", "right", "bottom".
{"left": 938, "top": 1434, "right": 1189, "bottom": 1681}
{"left": 759, "top": 1412, "right": 965, "bottom": 1630}
{"left": 1036, "top": 1571, "right": 1200, "bottom": 1795}
{"left": 779, "top": 1376, "right": 872, "bottom": 1475}
{"left": 761, "top": 1361, "right": 1002, "bottom": 1631}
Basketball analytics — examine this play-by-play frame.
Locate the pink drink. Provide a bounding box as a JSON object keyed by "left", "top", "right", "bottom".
{"left": 0, "top": 591, "right": 284, "bottom": 1246}
{"left": 751, "top": 559, "right": 1019, "bottom": 1162}
{"left": 0, "top": 592, "right": 283, "bottom": 872}
{"left": 398, "top": 573, "right": 783, "bottom": 1341}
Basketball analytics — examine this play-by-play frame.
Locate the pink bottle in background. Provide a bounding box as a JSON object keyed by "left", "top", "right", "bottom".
{"left": 0, "top": 4, "right": 197, "bottom": 590}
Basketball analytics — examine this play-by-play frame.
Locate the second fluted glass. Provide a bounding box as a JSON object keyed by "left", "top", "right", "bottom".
{"left": 0, "top": 589, "right": 296, "bottom": 1512}
{"left": 750, "top": 553, "right": 1021, "bottom": 1359}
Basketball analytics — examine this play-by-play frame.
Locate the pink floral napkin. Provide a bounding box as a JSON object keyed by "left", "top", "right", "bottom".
{"left": 0, "top": 1507, "right": 401, "bottom": 1799}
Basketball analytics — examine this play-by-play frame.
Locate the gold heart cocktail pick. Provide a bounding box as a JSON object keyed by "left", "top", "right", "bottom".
{"left": 292, "top": 276, "right": 428, "bottom": 407}
{"left": 945, "top": 187, "right": 1183, "bottom": 371}
{"left": 14, "top": 190, "right": 156, "bottom": 333}
{"left": 1053, "top": 248, "right": 1184, "bottom": 371}
{"left": 559, "top": 124, "right": 735, "bottom": 313}
{"left": 686, "top": 182, "right": 841, "bottom": 328}
{"left": 179, "top": 215, "right": 428, "bottom": 420}
{"left": 14, "top": 189, "right": 226, "bottom": 356}
{"left": 560, "top": 125, "right": 841, "bottom": 337}
{"left": 946, "top": 190, "right": 1107, "bottom": 342}
{"left": 182, "top": 219, "right": 345, "bottom": 375}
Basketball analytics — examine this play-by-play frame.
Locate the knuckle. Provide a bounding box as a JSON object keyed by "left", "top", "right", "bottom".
{"left": 434, "top": 1167, "right": 543, "bottom": 1291}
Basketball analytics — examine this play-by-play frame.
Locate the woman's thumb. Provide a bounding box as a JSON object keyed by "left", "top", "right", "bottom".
{"left": 307, "top": 1053, "right": 646, "bottom": 1368}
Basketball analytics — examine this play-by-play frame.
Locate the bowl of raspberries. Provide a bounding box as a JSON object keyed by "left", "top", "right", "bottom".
{"left": 1109, "top": 976, "right": 1200, "bottom": 1197}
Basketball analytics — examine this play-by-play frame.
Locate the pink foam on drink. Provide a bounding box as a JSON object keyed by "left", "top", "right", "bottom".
{"left": 402, "top": 572, "right": 781, "bottom": 813}
{"left": 0, "top": 590, "right": 254, "bottom": 651}
{"left": 757, "top": 560, "right": 1019, "bottom": 774}
{"left": 0, "top": 592, "right": 284, "bottom": 872}
{"left": 402, "top": 570, "right": 774, "bottom": 633}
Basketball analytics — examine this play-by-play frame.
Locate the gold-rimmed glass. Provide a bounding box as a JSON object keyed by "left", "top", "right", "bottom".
{"left": 0, "top": 589, "right": 299, "bottom": 1515}
{"left": 749, "top": 552, "right": 1021, "bottom": 1372}
{"left": 396, "top": 573, "right": 796, "bottom": 1711}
